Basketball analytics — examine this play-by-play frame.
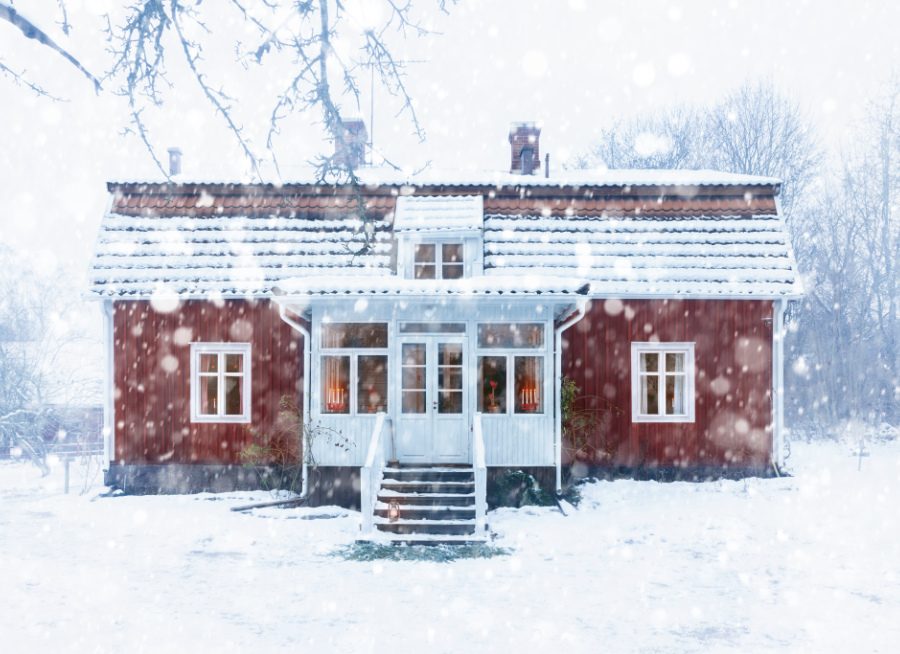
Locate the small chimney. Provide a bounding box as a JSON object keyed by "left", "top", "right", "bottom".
{"left": 333, "top": 119, "right": 368, "bottom": 169}
{"left": 167, "top": 147, "right": 182, "bottom": 177}
{"left": 509, "top": 122, "right": 541, "bottom": 175}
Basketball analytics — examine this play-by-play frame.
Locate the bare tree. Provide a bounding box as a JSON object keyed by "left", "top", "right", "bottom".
{"left": 2, "top": 1, "right": 455, "bottom": 181}
{"left": 572, "top": 105, "right": 709, "bottom": 171}
{"left": 0, "top": 2, "right": 100, "bottom": 96}
{"left": 708, "top": 81, "right": 821, "bottom": 215}
{"left": 0, "top": 248, "right": 99, "bottom": 473}
{"left": 572, "top": 80, "right": 821, "bottom": 218}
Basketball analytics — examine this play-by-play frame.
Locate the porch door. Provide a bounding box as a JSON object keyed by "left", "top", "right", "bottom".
{"left": 397, "top": 337, "right": 469, "bottom": 463}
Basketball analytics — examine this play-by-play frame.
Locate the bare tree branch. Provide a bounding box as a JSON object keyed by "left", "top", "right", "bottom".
{"left": 0, "top": 1, "right": 100, "bottom": 91}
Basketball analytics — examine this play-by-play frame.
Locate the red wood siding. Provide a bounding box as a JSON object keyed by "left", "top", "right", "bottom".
{"left": 561, "top": 299, "right": 774, "bottom": 470}
{"left": 113, "top": 300, "right": 302, "bottom": 464}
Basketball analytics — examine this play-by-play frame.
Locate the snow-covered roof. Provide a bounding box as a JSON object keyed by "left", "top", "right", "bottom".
{"left": 483, "top": 213, "right": 802, "bottom": 298}
{"left": 393, "top": 195, "right": 483, "bottom": 232}
{"left": 90, "top": 170, "right": 798, "bottom": 299}
{"left": 274, "top": 274, "right": 588, "bottom": 297}
{"left": 351, "top": 167, "right": 782, "bottom": 189}
{"left": 110, "top": 167, "right": 781, "bottom": 189}
{"left": 89, "top": 213, "right": 391, "bottom": 297}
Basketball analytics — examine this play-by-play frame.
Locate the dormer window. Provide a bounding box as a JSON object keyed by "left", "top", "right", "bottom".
{"left": 414, "top": 242, "right": 465, "bottom": 280}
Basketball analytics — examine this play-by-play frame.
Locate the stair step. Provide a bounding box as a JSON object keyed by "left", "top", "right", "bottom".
{"left": 375, "top": 505, "right": 475, "bottom": 520}
{"left": 358, "top": 533, "right": 489, "bottom": 546}
{"left": 377, "top": 492, "right": 475, "bottom": 507}
{"left": 382, "top": 468, "right": 474, "bottom": 482}
{"left": 384, "top": 467, "right": 473, "bottom": 473}
{"left": 381, "top": 481, "right": 474, "bottom": 495}
{"left": 375, "top": 521, "right": 477, "bottom": 536}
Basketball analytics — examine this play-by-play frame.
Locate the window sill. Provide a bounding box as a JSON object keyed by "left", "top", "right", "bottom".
{"left": 631, "top": 415, "right": 695, "bottom": 424}
{"left": 190, "top": 415, "right": 252, "bottom": 424}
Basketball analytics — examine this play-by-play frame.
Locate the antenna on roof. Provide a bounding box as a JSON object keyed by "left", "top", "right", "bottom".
{"left": 369, "top": 65, "right": 375, "bottom": 166}
{"left": 167, "top": 147, "right": 182, "bottom": 177}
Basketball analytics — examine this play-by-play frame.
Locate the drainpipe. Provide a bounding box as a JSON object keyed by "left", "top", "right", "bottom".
{"left": 772, "top": 298, "right": 788, "bottom": 471}
{"left": 277, "top": 302, "right": 311, "bottom": 499}
{"left": 553, "top": 297, "right": 590, "bottom": 491}
{"left": 102, "top": 300, "right": 115, "bottom": 471}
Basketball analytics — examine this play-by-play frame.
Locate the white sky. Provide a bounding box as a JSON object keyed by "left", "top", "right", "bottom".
{"left": 0, "top": 0, "right": 898, "bottom": 323}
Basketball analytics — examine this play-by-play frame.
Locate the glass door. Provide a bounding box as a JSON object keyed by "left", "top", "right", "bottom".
{"left": 395, "top": 337, "right": 469, "bottom": 463}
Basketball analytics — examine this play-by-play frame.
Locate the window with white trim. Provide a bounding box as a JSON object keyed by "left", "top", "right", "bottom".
{"left": 190, "top": 343, "right": 252, "bottom": 423}
{"left": 413, "top": 242, "right": 464, "bottom": 279}
{"left": 631, "top": 342, "right": 695, "bottom": 423}
{"left": 320, "top": 323, "right": 389, "bottom": 415}
{"left": 476, "top": 323, "right": 546, "bottom": 414}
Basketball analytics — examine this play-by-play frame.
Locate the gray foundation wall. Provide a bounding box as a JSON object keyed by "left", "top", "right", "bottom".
{"left": 104, "top": 464, "right": 361, "bottom": 507}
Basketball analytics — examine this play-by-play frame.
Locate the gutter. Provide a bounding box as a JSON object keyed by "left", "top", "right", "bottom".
{"left": 102, "top": 300, "right": 115, "bottom": 470}
{"left": 275, "top": 302, "right": 312, "bottom": 500}
{"left": 553, "top": 297, "right": 591, "bottom": 491}
{"left": 772, "top": 298, "right": 788, "bottom": 471}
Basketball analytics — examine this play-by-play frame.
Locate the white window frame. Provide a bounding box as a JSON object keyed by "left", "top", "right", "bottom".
{"left": 631, "top": 342, "right": 695, "bottom": 423}
{"left": 476, "top": 322, "right": 547, "bottom": 416}
{"left": 190, "top": 342, "right": 252, "bottom": 423}
{"left": 411, "top": 241, "right": 465, "bottom": 280}
{"left": 319, "top": 323, "right": 390, "bottom": 416}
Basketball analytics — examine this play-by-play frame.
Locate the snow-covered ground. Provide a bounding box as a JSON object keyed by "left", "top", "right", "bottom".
{"left": 2, "top": 439, "right": 898, "bottom": 653}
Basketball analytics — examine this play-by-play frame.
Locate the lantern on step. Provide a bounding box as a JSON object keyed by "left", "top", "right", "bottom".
{"left": 388, "top": 500, "right": 401, "bottom": 522}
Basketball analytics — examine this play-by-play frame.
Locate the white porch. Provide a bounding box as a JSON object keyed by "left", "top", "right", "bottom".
{"left": 273, "top": 289, "right": 586, "bottom": 470}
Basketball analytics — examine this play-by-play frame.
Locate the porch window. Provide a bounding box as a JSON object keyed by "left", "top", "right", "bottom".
{"left": 322, "top": 323, "right": 388, "bottom": 348}
{"left": 322, "top": 355, "right": 350, "bottom": 414}
{"left": 477, "top": 356, "right": 508, "bottom": 413}
{"left": 477, "top": 323, "right": 544, "bottom": 348}
{"left": 631, "top": 342, "right": 695, "bottom": 422}
{"left": 413, "top": 242, "right": 464, "bottom": 279}
{"left": 477, "top": 323, "right": 546, "bottom": 415}
{"left": 190, "top": 343, "right": 251, "bottom": 423}
{"left": 357, "top": 355, "right": 388, "bottom": 414}
{"left": 320, "top": 322, "right": 389, "bottom": 415}
{"left": 514, "top": 356, "right": 543, "bottom": 413}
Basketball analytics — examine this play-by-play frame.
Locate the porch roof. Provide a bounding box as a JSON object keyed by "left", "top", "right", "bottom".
{"left": 272, "top": 274, "right": 590, "bottom": 298}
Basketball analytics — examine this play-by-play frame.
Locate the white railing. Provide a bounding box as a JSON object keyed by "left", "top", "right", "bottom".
{"left": 360, "top": 412, "right": 392, "bottom": 535}
{"left": 473, "top": 412, "right": 488, "bottom": 533}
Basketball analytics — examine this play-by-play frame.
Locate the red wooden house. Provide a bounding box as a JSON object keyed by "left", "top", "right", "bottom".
{"left": 89, "top": 122, "right": 800, "bottom": 541}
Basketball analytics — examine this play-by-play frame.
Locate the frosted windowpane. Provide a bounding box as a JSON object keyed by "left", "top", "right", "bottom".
{"left": 199, "top": 354, "right": 218, "bottom": 373}
{"left": 666, "top": 352, "right": 684, "bottom": 372}
{"left": 666, "top": 375, "right": 685, "bottom": 415}
{"left": 321, "top": 355, "right": 350, "bottom": 414}
{"left": 414, "top": 244, "right": 435, "bottom": 263}
{"left": 200, "top": 376, "right": 218, "bottom": 414}
{"left": 439, "top": 390, "right": 463, "bottom": 414}
{"left": 402, "top": 391, "right": 425, "bottom": 414}
{"left": 224, "top": 377, "right": 242, "bottom": 415}
{"left": 357, "top": 355, "right": 387, "bottom": 414}
{"left": 478, "top": 356, "right": 507, "bottom": 412}
{"left": 642, "top": 375, "right": 658, "bottom": 414}
{"left": 514, "top": 356, "right": 543, "bottom": 413}
{"left": 641, "top": 353, "right": 658, "bottom": 372}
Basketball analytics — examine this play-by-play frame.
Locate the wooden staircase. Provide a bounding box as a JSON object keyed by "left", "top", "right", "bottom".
{"left": 369, "top": 464, "right": 488, "bottom": 544}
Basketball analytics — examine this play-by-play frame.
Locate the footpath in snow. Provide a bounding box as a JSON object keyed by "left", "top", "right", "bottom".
{"left": 1, "top": 438, "right": 898, "bottom": 653}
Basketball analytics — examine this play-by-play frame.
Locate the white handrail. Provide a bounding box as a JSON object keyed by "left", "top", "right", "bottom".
{"left": 473, "top": 412, "right": 487, "bottom": 533}
{"left": 360, "top": 412, "right": 391, "bottom": 535}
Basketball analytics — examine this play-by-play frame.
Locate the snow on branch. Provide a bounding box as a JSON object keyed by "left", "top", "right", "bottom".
{"left": 0, "top": 1, "right": 100, "bottom": 92}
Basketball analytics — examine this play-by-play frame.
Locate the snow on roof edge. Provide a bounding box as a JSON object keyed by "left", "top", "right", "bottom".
{"left": 107, "top": 167, "right": 782, "bottom": 190}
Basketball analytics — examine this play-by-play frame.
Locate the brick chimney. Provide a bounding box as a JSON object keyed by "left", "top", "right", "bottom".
{"left": 509, "top": 122, "right": 541, "bottom": 175}
{"left": 333, "top": 119, "right": 368, "bottom": 169}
